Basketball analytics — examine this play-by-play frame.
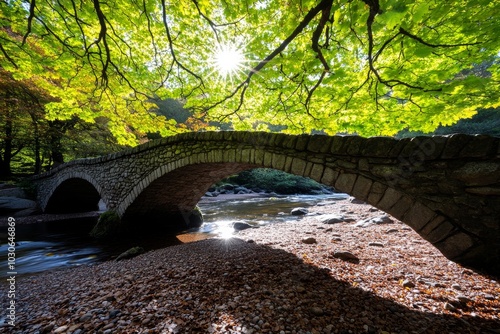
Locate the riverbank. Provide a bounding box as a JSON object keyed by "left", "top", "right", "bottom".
{"left": 2, "top": 200, "right": 499, "bottom": 333}
{"left": 0, "top": 212, "right": 100, "bottom": 227}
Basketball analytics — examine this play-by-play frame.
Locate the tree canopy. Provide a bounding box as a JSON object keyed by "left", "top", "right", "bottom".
{"left": 1, "top": 0, "right": 499, "bottom": 142}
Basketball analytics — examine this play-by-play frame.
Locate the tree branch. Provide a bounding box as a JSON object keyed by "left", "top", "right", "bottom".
{"left": 92, "top": 0, "right": 111, "bottom": 86}
{"left": 210, "top": 0, "right": 334, "bottom": 114}
{"left": 191, "top": 0, "right": 220, "bottom": 42}
{"left": 0, "top": 44, "right": 18, "bottom": 69}
{"left": 304, "top": 71, "right": 326, "bottom": 115}
{"left": 311, "top": 0, "right": 333, "bottom": 71}
{"left": 399, "top": 27, "right": 482, "bottom": 48}
{"left": 22, "top": 0, "right": 36, "bottom": 44}
{"left": 160, "top": 0, "right": 205, "bottom": 95}
{"left": 363, "top": 0, "right": 442, "bottom": 93}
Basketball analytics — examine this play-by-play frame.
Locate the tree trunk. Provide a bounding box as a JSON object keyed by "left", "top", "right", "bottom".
{"left": 30, "top": 115, "right": 41, "bottom": 174}
{"left": 48, "top": 120, "right": 74, "bottom": 168}
{"left": 0, "top": 108, "right": 13, "bottom": 177}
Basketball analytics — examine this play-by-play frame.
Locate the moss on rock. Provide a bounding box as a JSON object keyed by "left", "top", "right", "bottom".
{"left": 90, "top": 210, "right": 122, "bottom": 239}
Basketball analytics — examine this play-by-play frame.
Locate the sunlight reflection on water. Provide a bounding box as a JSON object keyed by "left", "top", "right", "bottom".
{"left": 0, "top": 193, "right": 348, "bottom": 276}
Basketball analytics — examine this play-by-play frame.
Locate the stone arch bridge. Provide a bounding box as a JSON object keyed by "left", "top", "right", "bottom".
{"left": 31, "top": 132, "right": 500, "bottom": 275}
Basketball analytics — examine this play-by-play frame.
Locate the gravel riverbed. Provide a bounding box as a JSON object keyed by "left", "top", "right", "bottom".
{"left": 2, "top": 199, "right": 499, "bottom": 333}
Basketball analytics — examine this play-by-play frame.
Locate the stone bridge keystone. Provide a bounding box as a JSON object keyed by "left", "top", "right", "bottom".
{"left": 31, "top": 132, "right": 500, "bottom": 276}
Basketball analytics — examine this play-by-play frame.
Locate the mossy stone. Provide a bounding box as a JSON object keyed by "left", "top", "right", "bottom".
{"left": 90, "top": 210, "right": 121, "bottom": 239}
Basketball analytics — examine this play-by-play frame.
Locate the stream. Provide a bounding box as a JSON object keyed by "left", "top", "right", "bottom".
{"left": 0, "top": 193, "right": 348, "bottom": 277}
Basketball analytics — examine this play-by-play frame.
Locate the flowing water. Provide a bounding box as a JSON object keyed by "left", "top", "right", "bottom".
{"left": 0, "top": 193, "right": 348, "bottom": 277}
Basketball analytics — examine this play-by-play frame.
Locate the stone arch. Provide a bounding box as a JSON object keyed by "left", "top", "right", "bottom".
{"left": 118, "top": 149, "right": 259, "bottom": 232}
{"left": 44, "top": 174, "right": 102, "bottom": 214}
{"left": 118, "top": 143, "right": 480, "bottom": 270}
{"left": 30, "top": 132, "right": 500, "bottom": 276}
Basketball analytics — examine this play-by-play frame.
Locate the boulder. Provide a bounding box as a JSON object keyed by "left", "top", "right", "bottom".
{"left": 350, "top": 197, "right": 366, "bottom": 204}
{"left": 318, "top": 214, "right": 345, "bottom": 224}
{"left": 90, "top": 211, "right": 122, "bottom": 238}
{"left": 234, "top": 186, "right": 250, "bottom": 194}
{"left": 0, "top": 197, "right": 38, "bottom": 216}
{"left": 332, "top": 251, "right": 360, "bottom": 263}
{"left": 233, "top": 222, "right": 253, "bottom": 231}
{"left": 291, "top": 207, "right": 309, "bottom": 216}
{"left": 302, "top": 237, "right": 317, "bottom": 244}
{"left": 187, "top": 206, "right": 204, "bottom": 229}
{"left": 115, "top": 246, "right": 145, "bottom": 261}
{"left": 355, "top": 215, "right": 393, "bottom": 228}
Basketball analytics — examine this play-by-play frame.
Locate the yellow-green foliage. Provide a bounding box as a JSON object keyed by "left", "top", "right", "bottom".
{"left": 1, "top": 0, "right": 499, "bottom": 138}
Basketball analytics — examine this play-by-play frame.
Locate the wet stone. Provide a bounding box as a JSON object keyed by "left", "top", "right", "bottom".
{"left": 332, "top": 251, "right": 360, "bottom": 263}
{"left": 291, "top": 207, "right": 309, "bottom": 216}
{"left": 402, "top": 280, "right": 416, "bottom": 289}
{"left": 301, "top": 237, "right": 317, "bottom": 244}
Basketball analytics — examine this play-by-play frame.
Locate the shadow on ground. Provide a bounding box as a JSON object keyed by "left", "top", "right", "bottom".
{"left": 7, "top": 238, "right": 500, "bottom": 333}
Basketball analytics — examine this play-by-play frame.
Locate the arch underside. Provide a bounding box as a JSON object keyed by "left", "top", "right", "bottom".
{"left": 45, "top": 178, "right": 101, "bottom": 213}
{"left": 121, "top": 162, "right": 257, "bottom": 233}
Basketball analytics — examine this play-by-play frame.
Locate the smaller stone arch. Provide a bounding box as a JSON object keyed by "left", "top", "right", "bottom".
{"left": 44, "top": 176, "right": 102, "bottom": 214}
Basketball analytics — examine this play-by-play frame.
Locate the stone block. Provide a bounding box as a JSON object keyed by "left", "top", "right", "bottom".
{"left": 387, "top": 195, "right": 414, "bottom": 220}
{"left": 388, "top": 138, "right": 409, "bottom": 158}
{"left": 376, "top": 188, "right": 403, "bottom": 212}
{"left": 460, "top": 135, "right": 498, "bottom": 158}
{"left": 283, "top": 156, "right": 294, "bottom": 173}
{"left": 246, "top": 132, "right": 265, "bottom": 147}
{"left": 420, "top": 218, "right": 456, "bottom": 244}
{"left": 154, "top": 168, "right": 161, "bottom": 179}
{"left": 367, "top": 182, "right": 387, "bottom": 206}
{"left": 229, "top": 149, "right": 238, "bottom": 161}
{"left": 249, "top": 149, "right": 256, "bottom": 163}
{"left": 360, "top": 136, "right": 395, "bottom": 157}
{"left": 295, "top": 135, "right": 310, "bottom": 151}
{"left": 370, "top": 164, "right": 401, "bottom": 179}
{"left": 346, "top": 136, "right": 366, "bottom": 156}
{"left": 465, "top": 186, "right": 500, "bottom": 196}
{"left": 320, "top": 167, "right": 339, "bottom": 186}
{"left": 303, "top": 162, "right": 314, "bottom": 178}
{"left": 399, "top": 136, "right": 437, "bottom": 159}
{"left": 281, "top": 135, "right": 297, "bottom": 149}
{"left": 419, "top": 215, "right": 447, "bottom": 235}
{"left": 441, "top": 134, "right": 472, "bottom": 158}
{"left": 358, "top": 158, "right": 369, "bottom": 171}
{"left": 271, "top": 154, "right": 287, "bottom": 171}
{"left": 451, "top": 162, "right": 500, "bottom": 186}
{"left": 290, "top": 158, "right": 307, "bottom": 176}
{"left": 307, "top": 135, "right": 332, "bottom": 153}
{"left": 351, "top": 176, "right": 373, "bottom": 201}
{"left": 309, "top": 164, "right": 325, "bottom": 183}
{"left": 330, "top": 136, "right": 349, "bottom": 155}
{"left": 240, "top": 149, "right": 252, "bottom": 163}
{"left": 433, "top": 232, "right": 475, "bottom": 260}
{"left": 307, "top": 155, "right": 324, "bottom": 164}
{"left": 404, "top": 201, "right": 437, "bottom": 231}
{"left": 273, "top": 133, "right": 288, "bottom": 148}
{"left": 254, "top": 150, "right": 265, "bottom": 165}
{"left": 334, "top": 173, "right": 357, "bottom": 194}
{"left": 334, "top": 159, "right": 357, "bottom": 170}
{"left": 263, "top": 151, "right": 274, "bottom": 166}
{"left": 221, "top": 131, "right": 236, "bottom": 142}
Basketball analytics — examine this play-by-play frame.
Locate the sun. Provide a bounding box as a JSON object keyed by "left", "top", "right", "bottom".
{"left": 210, "top": 42, "right": 246, "bottom": 81}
